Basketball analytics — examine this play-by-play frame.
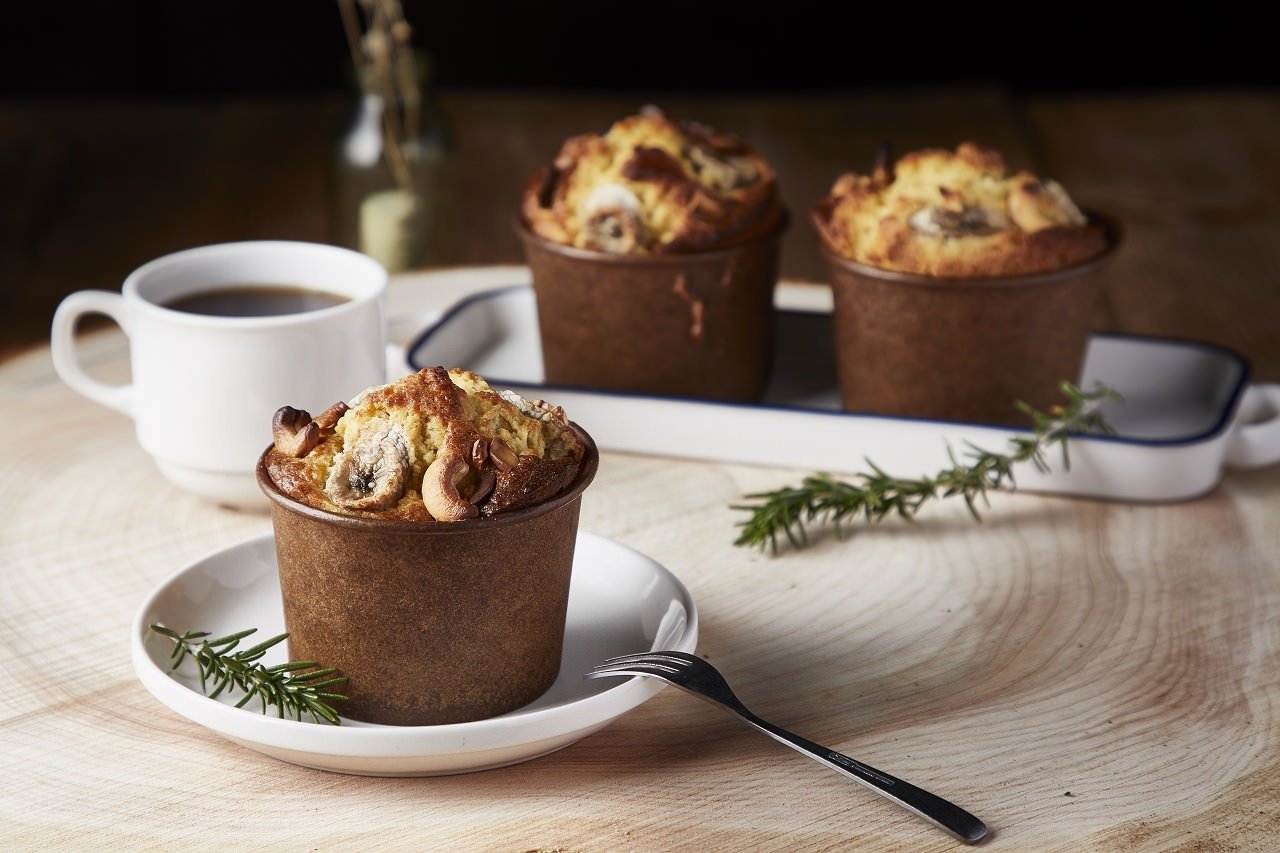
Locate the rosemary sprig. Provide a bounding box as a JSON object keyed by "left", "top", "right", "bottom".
{"left": 150, "top": 625, "right": 348, "bottom": 725}
{"left": 733, "top": 382, "right": 1121, "bottom": 553}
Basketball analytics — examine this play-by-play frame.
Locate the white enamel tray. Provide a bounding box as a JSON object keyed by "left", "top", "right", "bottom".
{"left": 405, "top": 283, "right": 1280, "bottom": 502}
{"left": 132, "top": 532, "right": 698, "bottom": 776}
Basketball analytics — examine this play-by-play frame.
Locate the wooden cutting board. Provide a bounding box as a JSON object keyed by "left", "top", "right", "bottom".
{"left": 2, "top": 272, "right": 1279, "bottom": 850}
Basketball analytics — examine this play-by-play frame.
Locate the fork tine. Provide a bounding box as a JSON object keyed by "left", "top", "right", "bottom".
{"left": 585, "top": 668, "right": 658, "bottom": 681}
{"left": 601, "top": 651, "right": 695, "bottom": 666}
{"left": 586, "top": 659, "right": 684, "bottom": 681}
{"left": 587, "top": 660, "right": 676, "bottom": 675}
{"left": 599, "top": 653, "right": 663, "bottom": 665}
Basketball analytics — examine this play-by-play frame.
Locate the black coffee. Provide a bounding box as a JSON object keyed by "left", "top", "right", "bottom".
{"left": 164, "top": 285, "right": 347, "bottom": 317}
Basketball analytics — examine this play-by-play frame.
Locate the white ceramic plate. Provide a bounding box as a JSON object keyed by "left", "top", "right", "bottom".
{"left": 132, "top": 532, "right": 698, "bottom": 776}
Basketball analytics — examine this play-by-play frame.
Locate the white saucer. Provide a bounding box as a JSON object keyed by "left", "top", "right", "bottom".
{"left": 131, "top": 532, "right": 698, "bottom": 776}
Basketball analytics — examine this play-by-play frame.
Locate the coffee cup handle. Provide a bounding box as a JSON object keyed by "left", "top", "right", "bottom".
{"left": 50, "top": 290, "right": 133, "bottom": 416}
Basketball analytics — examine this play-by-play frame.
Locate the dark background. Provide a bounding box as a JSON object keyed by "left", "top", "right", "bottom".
{"left": 3, "top": 2, "right": 1274, "bottom": 97}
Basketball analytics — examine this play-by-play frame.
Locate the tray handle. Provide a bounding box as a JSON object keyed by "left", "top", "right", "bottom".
{"left": 1226, "top": 383, "right": 1280, "bottom": 469}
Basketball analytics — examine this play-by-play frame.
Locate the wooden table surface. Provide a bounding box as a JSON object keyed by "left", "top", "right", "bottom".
{"left": 2, "top": 90, "right": 1278, "bottom": 850}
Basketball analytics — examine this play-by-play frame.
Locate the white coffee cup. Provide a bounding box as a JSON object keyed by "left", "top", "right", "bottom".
{"left": 51, "top": 241, "right": 387, "bottom": 508}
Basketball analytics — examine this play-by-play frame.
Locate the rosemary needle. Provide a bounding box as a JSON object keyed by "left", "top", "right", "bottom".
{"left": 732, "top": 382, "right": 1121, "bottom": 554}
{"left": 150, "top": 625, "right": 348, "bottom": 725}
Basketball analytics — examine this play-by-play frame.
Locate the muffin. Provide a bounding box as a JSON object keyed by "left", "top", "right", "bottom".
{"left": 522, "top": 107, "right": 783, "bottom": 254}
{"left": 265, "top": 366, "right": 585, "bottom": 522}
{"left": 812, "top": 143, "right": 1120, "bottom": 424}
{"left": 517, "top": 108, "right": 787, "bottom": 400}
{"left": 257, "top": 367, "right": 598, "bottom": 726}
{"left": 814, "top": 142, "right": 1107, "bottom": 277}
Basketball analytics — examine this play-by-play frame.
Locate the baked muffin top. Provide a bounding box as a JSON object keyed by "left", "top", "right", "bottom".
{"left": 521, "top": 108, "right": 783, "bottom": 254}
{"left": 265, "top": 367, "right": 585, "bottom": 522}
{"left": 813, "top": 142, "right": 1108, "bottom": 277}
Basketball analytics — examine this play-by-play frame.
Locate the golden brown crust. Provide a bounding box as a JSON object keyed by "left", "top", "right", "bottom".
{"left": 265, "top": 368, "right": 584, "bottom": 522}
{"left": 521, "top": 108, "right": 783, "bottom": 254}
{"left": 814, "top": 142, "right": 1107, "bottom": 277}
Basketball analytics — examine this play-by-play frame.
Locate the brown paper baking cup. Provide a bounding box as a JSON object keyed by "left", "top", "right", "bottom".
{"left": 814, "top": 211, "right": 1122, "bottom": 425}
{"left": 256, "top": 427, "right": 598, "bottom": 726}
{"left": 517, "top": 216, "right": 786, "bottom": 401}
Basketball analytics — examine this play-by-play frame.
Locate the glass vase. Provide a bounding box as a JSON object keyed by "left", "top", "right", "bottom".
{"left": 331, "top": 83, "right": 457, "bottom": 272}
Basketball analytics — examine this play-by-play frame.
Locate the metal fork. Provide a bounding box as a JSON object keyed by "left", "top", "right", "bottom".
{"left": 587, "top": 651, "right": 988, "bottom": 844}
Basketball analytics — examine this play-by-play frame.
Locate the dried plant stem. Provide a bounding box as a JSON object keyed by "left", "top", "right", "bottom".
{"left": 337, "top": 0, "right": 365, "bottom": 69}
{"left": 338, "top": 0, "right": 421, "bottom": 189}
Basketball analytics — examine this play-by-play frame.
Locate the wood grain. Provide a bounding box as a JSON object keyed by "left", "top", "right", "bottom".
{"left": 0, "top": 97, "right": 341, "bottom": 360}
{"left": 1026, "top": 92, "right": 1280, "bottom": 380}
{"left": 2, "top": 271, "right": 1278, "bottom": 850}
{"left": 1, "top": 87, "right": 1032, "bottom": 358}
{"left": 5, "top": 89, "right": 1277, "bottom": 367}
{"left": 2, "top": 90, "right": 1279, "bottom": 849}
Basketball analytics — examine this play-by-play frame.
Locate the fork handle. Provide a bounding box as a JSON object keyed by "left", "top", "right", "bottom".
{"left": 735, "top": 709, "right": 988, "bottom": 844}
